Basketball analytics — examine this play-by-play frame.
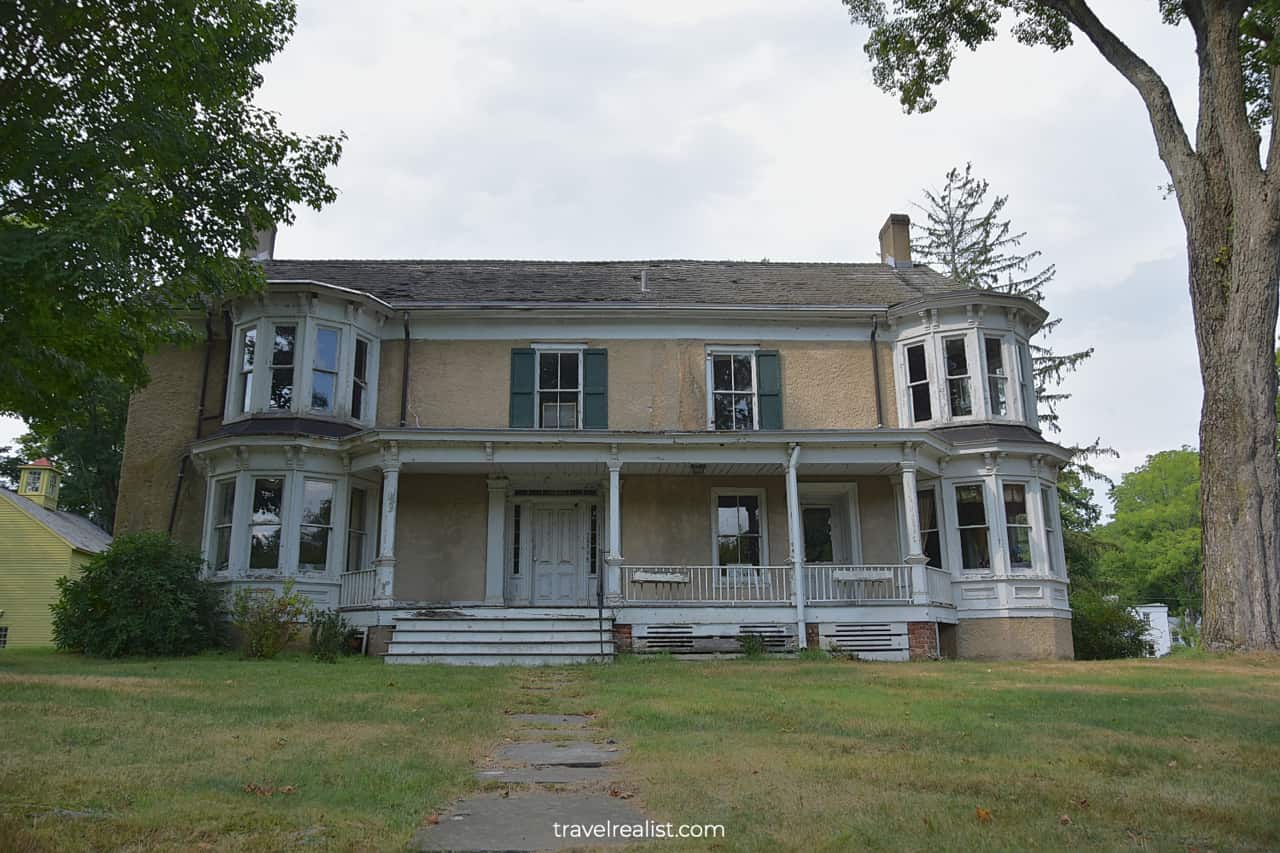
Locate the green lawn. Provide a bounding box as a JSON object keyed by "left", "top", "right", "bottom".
{"left": 2, "top": 648, "right": 1278, "bottom": 851}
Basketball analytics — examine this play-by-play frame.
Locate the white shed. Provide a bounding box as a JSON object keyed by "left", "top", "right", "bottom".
{"left": 1132, "top": 604, "right": 1172, "bottom": 657}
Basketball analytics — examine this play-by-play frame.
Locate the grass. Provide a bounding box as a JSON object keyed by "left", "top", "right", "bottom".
{"left": 2, "top": 649, "right": 1278, "bottom": 851}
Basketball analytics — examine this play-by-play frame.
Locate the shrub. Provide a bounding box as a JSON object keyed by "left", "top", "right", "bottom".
{"left": 50, "top": 532, "right": 222, "bottom": 657}
{"left": 308, "top": 608, "right": 357, "bottom": 663}
{"left": 737, "top": 632, "right": 768, "bottom": 658}
{"left": 231, "top": 579, "right": 310, "bottom": 659}
{"left": 1071, "top": 587, "right": 1151, "bottom": 660}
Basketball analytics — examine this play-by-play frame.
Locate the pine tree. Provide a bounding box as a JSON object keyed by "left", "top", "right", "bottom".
{"left": 913, "top": 163, "right": 1092, "bottom": 433}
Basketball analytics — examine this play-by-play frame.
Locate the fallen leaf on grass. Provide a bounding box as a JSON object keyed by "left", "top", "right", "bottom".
{"left": 1167, "top": 760, "right": 1178, "bottom": 768}
{"left": 426, "top": 814, "right": 440, "bottom": 825}
{"left": 1059, "top": 815, "right": 1072, "bottom": 826}
{"left": 976, "top": 807, "right": 992, "bottom": 824}
{"left": 1075, "top": 798, "right": 1089, "bottom": 809}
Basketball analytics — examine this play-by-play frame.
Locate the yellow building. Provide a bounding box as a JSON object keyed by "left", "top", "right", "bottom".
{"left": 0, "top": 459, "right": 112, "bottom": 648}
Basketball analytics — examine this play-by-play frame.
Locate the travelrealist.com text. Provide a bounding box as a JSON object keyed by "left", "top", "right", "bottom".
{"left": 553, "top": 820, "right": 726, "bottom": 840}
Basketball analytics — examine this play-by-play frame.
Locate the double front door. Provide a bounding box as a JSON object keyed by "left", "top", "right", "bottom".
{"left": 514, "top": 501, "right": 599, "bottom": 606}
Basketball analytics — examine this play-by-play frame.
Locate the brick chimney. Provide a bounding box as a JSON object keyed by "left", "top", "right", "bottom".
{"left": 247, "top": 226, "right": 277, "bottom": 261}
{"left": 878, "top": 213, "right": 912, "bottom": 268}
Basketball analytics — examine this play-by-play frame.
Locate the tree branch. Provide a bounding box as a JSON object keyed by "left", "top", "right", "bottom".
{"left": 1039, "top": 0, "right": 1201, "bottom": 193}
{"left": 1200, "top": 4, "right": 1265, "bottom": 192}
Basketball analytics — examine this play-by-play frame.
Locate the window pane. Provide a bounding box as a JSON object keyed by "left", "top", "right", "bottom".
{"left": 241, "top": 328, "right": 256, "bottom": 370}
{"left": 988, "top": 376, "right": 1008, "bottom": 416}
{"left": 911, "top": 383, "right": 933, "bottom": 422}
{"left": 354, "top": 339, "right": 368, "bottom": 381}
{"left": 241, "top": 371, "right": 254, "bottom": 413}
{"left": 803, "top": 507, "right": 834, "bottom": 563}
{"left": 350, "top": 488, "right": 366, "bottom": 532}
{"left": 299, "top": 525, "right": 329, "bottom": 571}
{"left": 712, "top": 355, "right": 733, "bottom": 391}
{"left": 717, "top": 535, "right": 740, "bottom": 565}
{"left": 907, "top": 344, "right": 927, "bottom": 383}
{"left": 955, "top": 485, "right": 986, "bottom": 526}
{"left": 1003, "top": 484, "right": 1028, "bottom": 525}
{"left": 559, "top": 352, "right": 579, "bottom": 389}
{"left": 272, "top": 326, "right": 295, "bottom": 366}
{"left": 923, "top": 531, "right": 942, "bottom": 569}
{"left": 733, "top": 394, "right": 754, "bottom": 430}
{"left": 732, "top": 355, "right": 753, "bottom": 391}
{"left": 1008, "top": 526, "right": 1032, "bottom": 569}
{"left": 346, "top": 531, "right": 365, "bottom": 573}
{"left": 984, "top": 337, "right": 1004, "bottom": 373}
{"left": 944, "top": 338, "right": 968, "bottom": 377}
{"left": 24, "top": 471, "right": 41, "bottom": 492}
{"left": 315, "top": 328, "right": 339, "bottom": 371}
{"left": 713, "top": 394, "right": 735, "bottom": 430}
{"left": 740, "top": 496, "right": 760, "bottom": 533}
{"left": 949, "top": 377, "right": 972, "bottom": 417}
{"left": 214, "top": 527, "right": 232, "bottom": 571}
{"left": 717, "top": 498, "right": 743, "bottom": 536}
{"left": 352, "top": 383, "right": 364, "bottom": 420}
{"left": 739, "top": 535, "right": 761, "bottom": 566}
{"left": 216, "top": 481, "right": 236, "bottom": 524}
{"left": 252, "top": 478, "right": 283, "bottom": 524}
{"left": 539, "top": 353, "right": 558, "bottom": 389}
{"left": 302, "top": 480, "right": 333, "bottom": 526}
{"left": 311, "top": 371, "right": 335, "bottom": 411}
{"left": 916, "top": 489, "right": 937, "bottom": 531}
{"left": 270, "top": 368, "right": 293, "bottom": 409}
{"left": 959, "top": 527, "right": 991, "bottom": 569}
{"left": 249, "top": 526, "right": 281, "bottom": 569}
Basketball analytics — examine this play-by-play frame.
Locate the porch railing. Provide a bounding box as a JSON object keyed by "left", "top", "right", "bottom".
{"left": 926, "top": 566, "right": 954, "bottom": 607}
{"left": 804, "top": 564, "right": 912, "bottom": 603}
{"left": 622, "top": 565, "right": 793, "bottom": 603}
{"left": 340, "top": 568, "right": 378, "bottom": 608}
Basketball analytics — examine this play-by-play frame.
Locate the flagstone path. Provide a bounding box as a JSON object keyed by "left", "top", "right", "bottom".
{"left": 411, "top": 669, "right": 651, "bottom": 852}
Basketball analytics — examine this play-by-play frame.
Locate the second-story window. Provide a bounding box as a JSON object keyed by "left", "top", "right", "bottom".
{"left": 711, "top": 353, "right": 756, "bottom": 431}
{"left": 238, "top": 328, "right": 256, "bottom": 413}
{"left": 943, "top": 337, "right": 973, "bottom": 418}
{"left": 538, "top": 351, "right": 581, "bottom": 429}
{"left": 984, "top": 336, "right": 1008, "bottom": 417}
{"left": 1019, "top": 342, "right": 1038, "bottom": 426}
{"left": 905, "top": 343, "right": 932, "bottom": 423}
{"left": 351, "top": 338, "right": 370, "bottom": 420}
{"left": 269, "top": 325, "right": 296, "bottom": 410}
{"left": 311, "top": 327, "right": 340, "bottom": 413}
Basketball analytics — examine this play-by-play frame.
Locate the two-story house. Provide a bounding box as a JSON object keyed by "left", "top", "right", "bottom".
{"left": 114, "top": 214, "right": 1074, "bottom": 663}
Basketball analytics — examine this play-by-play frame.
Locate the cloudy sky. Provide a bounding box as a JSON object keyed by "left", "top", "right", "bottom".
{"left": 1, "top": 1, "right": 1204, "bottom": 511}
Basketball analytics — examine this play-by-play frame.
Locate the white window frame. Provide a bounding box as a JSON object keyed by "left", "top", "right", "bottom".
{"left": 1001, "top": 479, "right": 1034, "bottom": 572}
{"left": 236, "top": 324, "right": 257, "bottom": 414}
{"left": 705, "top": 346, "right": 760, "bottom": 432}
{"left": 297, "top": 477, "right": 336, "bottom": 574}
{"left": 903, "top": 340, "right": 935, "bottom": 425}
{"left": 345, "top": 484, "right": 372, "bottom": 573}
{"left": 246, "top": 474, "right": 288, "bottom": 573}
{"left": 1041, "top": 483, "right": 1064, "bottom": 578}
{"left": 308, "top": 325, "right": 343, "bottom": 415}
{"left": 709, "top": 487, "right": 770, "bottom": 568}
{"left": 351, "top": 336, "right": 372, "bottom": 422}
{"left": 940, "top": 333, "right": 977, "bottom": 420}
{"left": 209, "top": 477, "right": 236, "bottom": 573}
{"left": 23, "top": 469, "right": 42, "bottom": 494}
{"left": 532, "top": 346, "right": 585, "bottom": 430}
{"left": 267, "top": 323, "right": 298, "bottom": 412}
{"left": 952, "top": 481, "right": 994, "bottom": 572}
{"left": 917, "top": 485, "right": 944, "bottom": 570}
{"left": 1018, "top": 341, "right": 1038, "bottom": 426}
{"left": 982, "top": 334, "right": 1012, "bottom": 419}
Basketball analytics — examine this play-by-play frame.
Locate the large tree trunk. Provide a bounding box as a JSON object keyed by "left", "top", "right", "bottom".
{"left": 1185, "top": 188, "right": 1280, "bottom": 650}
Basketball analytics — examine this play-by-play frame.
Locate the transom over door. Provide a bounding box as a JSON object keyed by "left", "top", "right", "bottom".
{"left": 532, "top": 505, "right": 581, "bottom": 605}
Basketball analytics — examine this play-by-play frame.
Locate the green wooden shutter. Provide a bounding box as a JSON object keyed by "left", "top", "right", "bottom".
{"left": 509, "top": 348, "right": 536, "bottom": 428}
{"left": 582, "top": 349, "right": 608, "bottom": 429}
{"left": 756, "top": 350, "right": 782, "bottom": 430}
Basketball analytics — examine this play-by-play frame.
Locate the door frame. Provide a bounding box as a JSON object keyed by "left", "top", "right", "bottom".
{"left": 798, "top": 483, "right": 863, "bottom": 564}
{"left": 505, "top": 494, "right": 602, "bottom": 606}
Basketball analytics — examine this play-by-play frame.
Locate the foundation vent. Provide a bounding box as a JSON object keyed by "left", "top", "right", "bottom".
{"left": 738, "top": 624, "right": 792, "bottom": 651}
{"left": 818, "top": 622, "right": 909, "bottom": 661}
{"left": 636, "top": 624, "right": 695, "bottom": 652}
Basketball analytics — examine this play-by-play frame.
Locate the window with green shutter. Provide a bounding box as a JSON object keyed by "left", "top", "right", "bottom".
{"left": 756, "top": 350, "right": 782, "bottom": 429}
{"left": 582, "top": 349, "right": 608, "bottom": 429}
{"left": 509, "top": 348, "right": 536, "bottom": 428}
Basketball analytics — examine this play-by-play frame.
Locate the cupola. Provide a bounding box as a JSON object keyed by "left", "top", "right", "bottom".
{"left": 16, "top": 458, "right": 61, "bottom": 511}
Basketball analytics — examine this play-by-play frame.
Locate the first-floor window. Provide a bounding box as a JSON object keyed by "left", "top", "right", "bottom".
{"left": 249, "top": 477, "right": 284, "bottom": 570}
{"left": 299, "top": 479, "right": 335, "bottom": 572}
{"left": 0, "top": 626, "right": 7, "bottom": 648}
{"left": 589, "top": 504, "right": 599, "bottom": 576}
{"left": 1003, "top": 483, "right": 1032, "bottom": 570}
{"left": 917, "top": 488, "right": 942, "bottom": 569}
{"left": 538, "top": 350, "right": 581, "bottom": 429}
{"left": 211, "top": 479, "right": 236, "bottom": 572}
{"left": 511, "top": 504, "right": 522, "bottom": 575}
{"left": 716, "top": 493, "right": 763, "bottom": 566}
{"left": 1042, "top": 485, "right": 1060, "bottom": 577}
{"left": 346, "top": 487, "right": 368, "bottom": 573}
{"left": 955, "top": 484, "right": 991, "bottom": 570}
{"left": 238, "top": 327, "right": 256, "bottom": 412}
{"left": 711, "top": 352, "right": 757, "bottom": 431}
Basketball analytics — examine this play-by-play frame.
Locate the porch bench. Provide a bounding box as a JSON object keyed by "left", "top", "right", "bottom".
{"left": 631, "top": 570, "right": 691, "bottom": 584}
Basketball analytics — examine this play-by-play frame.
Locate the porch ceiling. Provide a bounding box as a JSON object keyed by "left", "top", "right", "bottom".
{"left": 390, "top": 460, "right": 902, "bottom": 477}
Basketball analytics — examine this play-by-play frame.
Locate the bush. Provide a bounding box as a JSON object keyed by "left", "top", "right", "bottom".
{"left": 308, "top": 608, "right": 357, "bottom": 663}
{"left": 231, "top": 579, "right": 310, "bottom": 659}
{"left": 1071, "top": 587, "right": 1151, "bottom": 660}
{"left": 50, "top": 532, "right": 222, "bottom": 657}
{"left": 737, "top": 632, "right": 768, "bottom": 658}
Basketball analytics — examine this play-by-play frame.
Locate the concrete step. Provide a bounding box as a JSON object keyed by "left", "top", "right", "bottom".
{"left": 386, "top": 652, "right": 612, "bottom": 666}
{"left": 392, "top": 618, "right": 612, "bottom": 633}
{"left": 388, "top": 640, "right": 614, "bottom": 656}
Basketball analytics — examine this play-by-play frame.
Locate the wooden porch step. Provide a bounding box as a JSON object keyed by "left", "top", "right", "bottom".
{"left": 385, "top": 652, "right": 611, "bottom": 666}
{"left": 388, "top": 640, "right": 614, "bottom": 656}
{"left": 384, "top": 610, "right": 615, "bottom": 666}
{"left": 393, "top": 618, "right": 612, "bottom": 633}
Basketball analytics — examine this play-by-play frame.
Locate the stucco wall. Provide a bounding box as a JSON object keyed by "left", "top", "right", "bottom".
{"left": 380, "top": 338, "right": 891, "bottom": 431}
{"left": 956, "top": 616, "right": 1074, "bottom": 660}
{"left": 115, "top": 335, "right": 220, "bottom": 544}
{"left": 852, "top": 477, "right": 901, "bottom": 564}
{"left": 393, "top": 473, "right": 487, "bottom": 601}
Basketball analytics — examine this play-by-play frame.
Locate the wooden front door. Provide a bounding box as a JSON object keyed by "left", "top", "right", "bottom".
{"left": 531, "top": 504, "right": 581, "bottom": 605}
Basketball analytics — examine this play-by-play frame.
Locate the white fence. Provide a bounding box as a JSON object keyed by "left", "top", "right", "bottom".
{"left": 339, "top": 568, "right": 377, "bottom": 608}
{"left": 621, "top": 563, "right": 956, "bottom": 607}
{"left": 804, "top": 564, "right": 913, "bottom": 603}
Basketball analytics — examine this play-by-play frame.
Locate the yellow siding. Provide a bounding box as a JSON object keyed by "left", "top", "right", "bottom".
{"left": 0, "top": 500, "right": 80, "bottom": 647}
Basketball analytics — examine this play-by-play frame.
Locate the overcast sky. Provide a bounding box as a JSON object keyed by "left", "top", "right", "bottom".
{"left": 1, "top": 1, "right": 1205, "bottom": 512}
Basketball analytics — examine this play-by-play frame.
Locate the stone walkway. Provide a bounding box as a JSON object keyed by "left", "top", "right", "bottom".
{"left": 411, "top": 670, "right": 650, "bottom": 852}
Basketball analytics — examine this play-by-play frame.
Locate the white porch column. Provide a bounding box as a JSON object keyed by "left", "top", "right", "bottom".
{"left": 372, "top": 444, "right": 400, "bottom": 605}
{"left": 900, "top": 460, "right": 930, "bottom": 605}
{"left": 484, "top": 477, "right": 508, "bottom": 605}
{"left": 605, "top": 460, "right": 623, "bottom": 604}
{"left": 784, "top": 444, "right": 807, "bottom": 649}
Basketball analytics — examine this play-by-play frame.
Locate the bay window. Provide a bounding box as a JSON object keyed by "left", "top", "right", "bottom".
{"left": 211, "top": 479, "right": 236, "bottom": 572}
{"left": 944, "top": 337, "right": 973, "bottom": 417}
{"left": 269, "top": 326, "right": 296, "bottom": 410}
{"left": 238, "top": 328, "right": 256, "bottom": 413}
{"left": 984, "top": 336, "right": 1008, "bottom": 417}
{"left": 310, "top": 327, "right": 340, "bottom": 413}
{"left": 1003, "top": 483, "right": 1033, "bottom": 570}
{"left": 351, "top": 338, "right": 370, "bottom": 420}
{"left": 298, "top": 479, "right": 335, "bottom": 572}
{"left": 954, "top": 484, "right": 991, "bottom": 570}
{"left": 248, "top": 477, "right": 284, "bottom": 570}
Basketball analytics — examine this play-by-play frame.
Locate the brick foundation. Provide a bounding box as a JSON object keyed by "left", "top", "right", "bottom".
{"left": 907, "top": 621, "right": 940, "bottom": 660}
{"left": 804, "top": 622, "right": 820, "bottom": 649}
{"left": 612, "top": 623, "right": 633, "bottom": 652}
{"left": 365, "top": 625, "right": 394, "bottom": 657}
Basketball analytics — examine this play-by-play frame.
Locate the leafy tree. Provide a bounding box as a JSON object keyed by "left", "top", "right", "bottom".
{"left": 1098, "top": 448, "right": 1203, "bottom": 622}
{"left": 0, "top": 378, "right": 127, "bottom": 529}
{"left": 1057, "top": 466, "right": 1103, "bottom": 585}
{"left": 914, "top": 163, "right": 1092, "bottom": 431}
{"left": 843, "top": 0, "right": 1280, "bottom": 650}
{"left": 0, "top": 0, "right": 343, "bottom": 425}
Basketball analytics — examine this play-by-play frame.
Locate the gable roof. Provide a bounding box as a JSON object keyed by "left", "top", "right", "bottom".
{"left": 0, "top": 489, "right": 112, "bottom": 554}
{"left": 261, "top": 259, "right": 966, "bottom": 309}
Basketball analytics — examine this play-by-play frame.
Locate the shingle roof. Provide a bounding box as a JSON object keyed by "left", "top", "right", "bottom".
{"left": 0, "top": 489, "right": 112, "bottom": 554}
{"left": 261, "top": 259, "right": 965, "bottom": 308}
